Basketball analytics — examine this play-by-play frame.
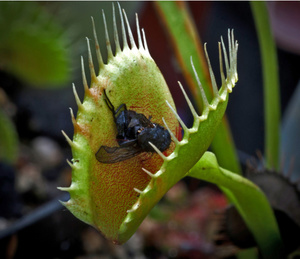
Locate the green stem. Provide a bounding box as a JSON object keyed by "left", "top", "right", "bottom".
{"left": 188, "top": 152, "right": 284, "bottom": 259}
{"left": 250, "top": 2, "right": 280, "bottom": 170}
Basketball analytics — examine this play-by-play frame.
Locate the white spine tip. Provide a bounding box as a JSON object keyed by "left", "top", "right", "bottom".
{"left": 122, "top": 8, "right": 136, "bottom": 49}
{"left": 142, "top": 29, "right": 149, "bottom": 54}
{"left": 135, "top": 13, "right": 143, "bottom": 50}
{"left": 102, "top": 9, "right": 114, "bottom": 59}
{"left": 142, "top": 167, "right": 155, "bottom": 178}
{"left": 80, "top": 56, "right": 89, "bottom": 92}
{"left": 177, "top": 81, "right": 199, "bottom": 119}
{"left": 57, "top": 186, "right": 70, "bottom": 192}
{"left": 166, "top": 100, "right": 188, "bottom": 133}
{"left": 61, "top": 130, "right": 75, "bottom": 148}
{"left": 204, "top": 44, "right": 220, "bottom": 98}
{"left": 72, "top": 83, "right": 83, "bottom": 109}
{"left": 133, "top": 188, "right": 143, "bottom": 194}
{"left": 69, "top": 107, "right": 76, "bottom": 125}
{"left": 190, "top": 56, "right": 210, "bottom": 110}
{"left": 85, "top": 37, "right": 97, "bottom": 80}
{"left": 91, "top": 16, "right": 104, "bottom": 70}
{"left": 66, "top": 159, "right": 75, "bottom": 169}
{"left": 112, "top": 3, "right": 121, "bottom": 53}
{"left": 148, "top": 142, "right": 166, "bottom": 160}
{"left": 162, "top": 117, "right": 179, "bottom": 145}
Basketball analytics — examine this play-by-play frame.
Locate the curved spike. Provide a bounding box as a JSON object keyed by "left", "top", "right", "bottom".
{"left": 112, "top": 3, "right": 121, "bottom": 54}
{"left": 226, "top": 31, "right": 235, "bottom": 91}
{"left": 142, "top": 29, "right": 149, "bottom": 54}
{"left": 133, "top": 188, "right": 143, "bottom": 194}
{"left": 61, "top": 130, "right": 75, "bottom": 148}
{"left": 58, "top": 200, "right": 68, "bottom": 207}
{"left": 122, "top": 9, "right": 136, "bottom": 49}
{"left": 142, "top": 167, "right": 155, "bottom": 178}
{"left": 69, "top": 107, "right": 76, "bottom": 126}
{"left": 118, "top": 2, "right": 128, "bottom": 49}
{"left": 218, "top": 43, "right": 227, "bottom": 101}
{"left": 228, "top": 29, "right": 232, "bottom": 67}
{"left": 66, "top": 159, "right": 75, "bottom": 169}
{"left": 102, "top": 10, "right": 113, "bottom": 59}
{"left": 162, "top": 117, "right": 179, "bottom": 145}
{"left": 190, "top": 57, "right": 210, "bottom": 109}
{"left": 204, "top": 43, "right": 220, "bottom": 99}
{"left": 218, "top": 43, "right": 226, "bottom": 87}
{"left": 148, "top": 142, "right": 167, "bottom": 161}
{"left": 178, "top": 81, "right": 199, "bottom": 118}
{"left": 81, "top": 56, "right": 89, "bottom": 93}
{"left": 231, "top": 29, "right": 235, "bottom": 50}
{"left": 220, "top": 36, "right": 229, "bottom": 77}
{"left": 57, "top": 186, "right": 70, "bottom": 192}
{"left": 233, "top": 39, "right": 239, "bottom": 82}
{"left": 235, "top": 42, "right": 239, "bottom": 78}
{"left": 228, "top": 30, "right": 236, "bottom": 86}
{"left": 72, "top": 83, "right": 83, "bottom": 109}
{"left": 230, "top": 30, "right": 235, "bottom": 70}
{"left": 85, "top": 38, "right": 97, "bottom": 81}
{"left": 91, "top": 17, "right": 104, "bottom": 70}
{"left": 135, "top": 13, "right": 143, "bottom": 50}
{"left": 166, "top": 100, "right": 189, "bottom": 133}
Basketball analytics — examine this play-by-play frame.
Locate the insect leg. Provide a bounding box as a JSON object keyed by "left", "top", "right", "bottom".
{"left": 115, "top": 103, "right": 127, "bottom": 114}
{"left": 103, "top": 90, "right": 115, "bottom": 113}
{"left": 104, "top": 90, "right": 127, "bottom": 118}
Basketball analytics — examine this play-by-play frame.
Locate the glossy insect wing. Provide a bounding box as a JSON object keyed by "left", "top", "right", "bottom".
{"left": 95, "top": 145, "right": 142, "bottom": 164}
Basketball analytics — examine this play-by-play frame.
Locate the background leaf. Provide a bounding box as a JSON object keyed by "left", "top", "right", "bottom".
{"left": 0, "top": 2, "right": 70, "bottom": 87}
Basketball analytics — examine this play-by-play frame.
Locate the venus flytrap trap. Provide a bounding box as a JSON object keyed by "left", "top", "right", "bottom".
{"left": 58, "top": 5, "right": 283, "bottom": 257}
{"left": 59, "top": 4, "right": 236, "bottom": 243}
{"left": 59, "top": 4, "right": 179, "bottom": 244}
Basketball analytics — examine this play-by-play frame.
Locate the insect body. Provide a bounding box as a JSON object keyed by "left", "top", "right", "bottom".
{"left": 95, "top": 90, "right": 171, "bottom": 163}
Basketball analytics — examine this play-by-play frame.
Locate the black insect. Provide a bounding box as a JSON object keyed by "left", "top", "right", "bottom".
{"left": 95, "top": 90, "right": 171, "bottom": 163}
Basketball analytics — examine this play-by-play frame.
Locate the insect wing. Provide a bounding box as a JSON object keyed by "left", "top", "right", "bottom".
{"left": 138, "top": 114, "right": 154, "bottom": 127}
{"left": 95, "top": 145, "right": 143, "bottom": 164}
{"left": 129, "top": 113, "right": 154, "bottom": 128}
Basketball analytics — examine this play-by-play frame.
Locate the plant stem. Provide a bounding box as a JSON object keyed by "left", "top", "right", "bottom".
{"left": 250, "top": 2, "right": 280, "bottom": 170}
{"left": 188, "top": 151, "right": 284, "bottom": 259}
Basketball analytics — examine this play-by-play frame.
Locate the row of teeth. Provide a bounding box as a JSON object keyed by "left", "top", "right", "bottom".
{"left": 61, "top": 5, "right": 238, "bottom": 215}
{"left": 125, "top": 31, "right": 238, "bottom": 213}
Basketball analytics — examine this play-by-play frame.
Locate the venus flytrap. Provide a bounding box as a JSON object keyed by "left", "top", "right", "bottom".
{"left": 59, "top": 4, "right": 179, "bottom": 243}
{"left": 59, "top": 5, "right": 283, "bottom": 257}
{"left": 59, "top": 3, "right": 235, "bottom": 243}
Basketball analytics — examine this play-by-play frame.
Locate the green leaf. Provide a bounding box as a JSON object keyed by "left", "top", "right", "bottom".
{"left": 188, "top": 151, "right": 284, "bottom": 259}
{"left": 0, "top": 2, "right": 70, "bottom": 87}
